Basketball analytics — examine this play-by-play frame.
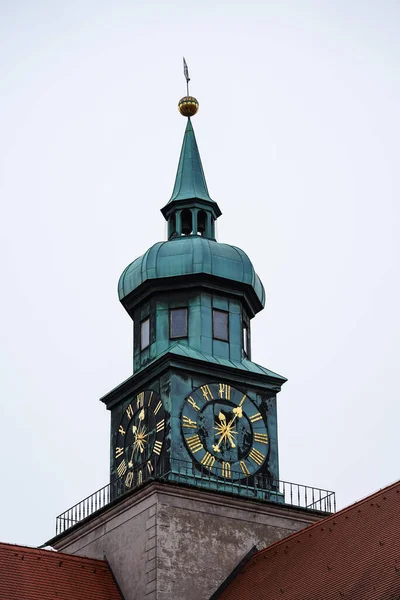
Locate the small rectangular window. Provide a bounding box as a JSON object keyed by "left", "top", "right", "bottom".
{"left": 170, "top": 308, "right": 188, "bottom": 338}
{"left": 141, "top": 318, "right": 150, "bottom": 350}
{"left": 243, "top": 323, "right": 249, "bottom": 357}
{"left": 213, "top": 309, "right": 229, "bottom": 341}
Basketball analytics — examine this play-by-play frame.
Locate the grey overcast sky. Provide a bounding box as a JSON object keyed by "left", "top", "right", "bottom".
{"left": 1, "top": 0, "right": 399, "bottom": 546}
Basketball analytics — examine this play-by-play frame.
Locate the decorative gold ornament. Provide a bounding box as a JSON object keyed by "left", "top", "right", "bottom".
{"left": 212, "top": 408, "right": 242, "bottom": 452}
{"left": 178, "top": 96, "right": 199, "bottom": 117}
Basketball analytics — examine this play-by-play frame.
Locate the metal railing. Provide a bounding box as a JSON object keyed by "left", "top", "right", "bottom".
{"left": 55, "top": 457, "right": 336, "bottom": 535}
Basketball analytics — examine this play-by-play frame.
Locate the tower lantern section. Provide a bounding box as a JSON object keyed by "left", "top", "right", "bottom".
{"left": 161, "top": 118, "right": 221, "bottom": 240}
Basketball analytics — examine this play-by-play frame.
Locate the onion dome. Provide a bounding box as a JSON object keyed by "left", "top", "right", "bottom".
{"left": 118, "top": 236, "right": 265, "bottom": 317}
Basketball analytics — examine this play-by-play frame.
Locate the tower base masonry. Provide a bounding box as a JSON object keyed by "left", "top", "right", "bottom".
{"left": 49, "top": 482, "right": 325, "bottom": 600}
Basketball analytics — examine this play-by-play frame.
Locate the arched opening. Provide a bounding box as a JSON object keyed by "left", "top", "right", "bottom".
{"left": 181, "top": 209, "right": 192, "bottom": 235}
{"left": 198, "top": 210, "right": 207, "bottom": 236}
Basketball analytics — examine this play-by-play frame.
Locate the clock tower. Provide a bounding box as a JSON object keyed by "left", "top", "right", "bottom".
{"left": 103, "top": 98, "right": 286, "bottom": 502}
{"left": 48, "top": 74, "right": 334, "bottom": 600}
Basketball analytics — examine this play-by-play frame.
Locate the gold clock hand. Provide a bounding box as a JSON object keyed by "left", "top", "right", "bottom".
{"left": 131, "top": 423, "right": 149, "bottom": 459}
{"left": 129, "top": 424, "right": 139, "bottom": 467}
{"left": 227, "top": 406, "right": 243, "bottom": 428}
{"left": 213, "top": 428, "right": 237, "bottom": 452}
{"left": 213, "top": 413, "right": 228, "bottom": 452}
{"left": 128, "top": 445, "right": 135, "bottom": 468}
{"left": 224, "top": 408, "right": 243, "bottom": 447}
{"left": 213, "top": 409, "right": 240, "bottom": 452}
{"left": 137, "top": 431, "right": 148, "bottom": 453}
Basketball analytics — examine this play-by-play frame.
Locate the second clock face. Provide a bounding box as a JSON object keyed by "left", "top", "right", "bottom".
{"left": 181, "top": 383, "right": 269, "bottom": 479}
{"left": 114, "top": 390, "right": 165, "bottom": 490}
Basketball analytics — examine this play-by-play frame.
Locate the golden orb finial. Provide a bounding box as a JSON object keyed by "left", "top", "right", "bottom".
{"left": 178, "top": 96, "right": 199, "bottom": 117}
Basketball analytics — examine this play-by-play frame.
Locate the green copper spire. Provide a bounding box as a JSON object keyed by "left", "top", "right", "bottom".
{"left": 169, "top": 118, "right": 214, "bottom": 203}
{"left": 161, "top": 72, "right": 221, "bottom": 235}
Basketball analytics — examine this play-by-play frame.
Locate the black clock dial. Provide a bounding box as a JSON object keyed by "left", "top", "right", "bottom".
{"left": 114, "top": 390, "right": 165, "bottom": 489}
{"left": 181, "top": 383, "right": 269, "bottom": 480}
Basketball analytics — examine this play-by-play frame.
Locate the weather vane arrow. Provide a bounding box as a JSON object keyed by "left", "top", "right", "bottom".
{"left": 183, "top": 57, "right": 190, "bottom": 96}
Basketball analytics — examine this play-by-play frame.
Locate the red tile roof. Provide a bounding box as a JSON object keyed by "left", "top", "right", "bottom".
{"left": 0, "top": 542, "right": 123, "bottom": 600}
{"left": 217, "top": 480, "right": 400, "bottom": 600}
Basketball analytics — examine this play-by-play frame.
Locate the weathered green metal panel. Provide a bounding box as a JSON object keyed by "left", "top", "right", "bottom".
{"left": 107, "top": 368, "right": 282, "bottom": 496}
{"left": 128, "top": 286, "right": 282, "bottom": 378}
{"left": 168, "top": 118, "right": 214, "bottom": 204}
{"left": 118, "top": 236, "right": 265, "bottom": 309}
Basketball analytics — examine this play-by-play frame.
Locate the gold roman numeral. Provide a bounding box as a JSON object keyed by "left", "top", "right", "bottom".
{"left": 187, "top": 396, "right": 200, "bottom": 411}
{"left": 249, "top": 412, "right": 262, "bottom": 423}
{"left": 138, "top": 470, "right": 143, "bottom": 485}
{"left": 115, "top": 447, "right": 124, "bottom": 459}
{"left": 125, "top": 471, "right": 133, "bottom": 488}
{"left": 240, "top": 461, "right": 250, "bottom": 476}
{"left": 147, "top": 460, "right": 154, "bottom": 473}
{"left": 186, "top": 434, "right": 203, "bottom": 453}
{"left": 249, "top": 448, "right": 265, "bottom": 466}
{"left": 201, "top": 385, "right": 212, "bottom": 401}
{"left": 126, "top": 404, "right": 134, "bottom": 419}
{"left": 118, "top": 426, "right": 126, "bottom": 435}
{"left": 148, "top": 391, "right": 154, "bottom": 406}
{"left": 156, "top": 419, "right": 165, "bottom": 432}
{"left": 117, "top": 460, "right": 127, "bottom": 477}
{"left": 222, "top": 461, "right": 231, "bottom": 478}
{"left": 182, "top": 415, "right": 197, "bottom": 429}
{"left": 200, "top": 452, "right": 215, "bottom": 469}
{"left": 136, "top": 392, "right": 145, "bottom": 408}
{"left": 153, "top": 440, "right": 162, "bottom": 455}
{"left": 218, "top": 384, "right": 231, "bottom": 400}
{"left": 154, "top": 400, "right": 162, "bottom": 415}
{"left": 254, "top": 433, "right": 269, "bottom": 444}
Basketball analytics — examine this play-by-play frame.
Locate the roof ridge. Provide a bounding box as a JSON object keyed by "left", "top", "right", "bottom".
{"left": 0, "top": 541, "right": 108, "bottom": 566}
{"left": 250, "top": 478, "right": 400, "bottom": 564}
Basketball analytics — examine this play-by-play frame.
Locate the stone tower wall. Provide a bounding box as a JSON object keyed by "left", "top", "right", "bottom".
{"left": 51, "top": 483, "right": 324, "bottom": 600}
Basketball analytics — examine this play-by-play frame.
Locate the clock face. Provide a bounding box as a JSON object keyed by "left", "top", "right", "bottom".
{"left": 114, "top": 390, "right": 166, "bottom": 489}
{"left": 181, "top": 383, "right": 269, "bottom": 480}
